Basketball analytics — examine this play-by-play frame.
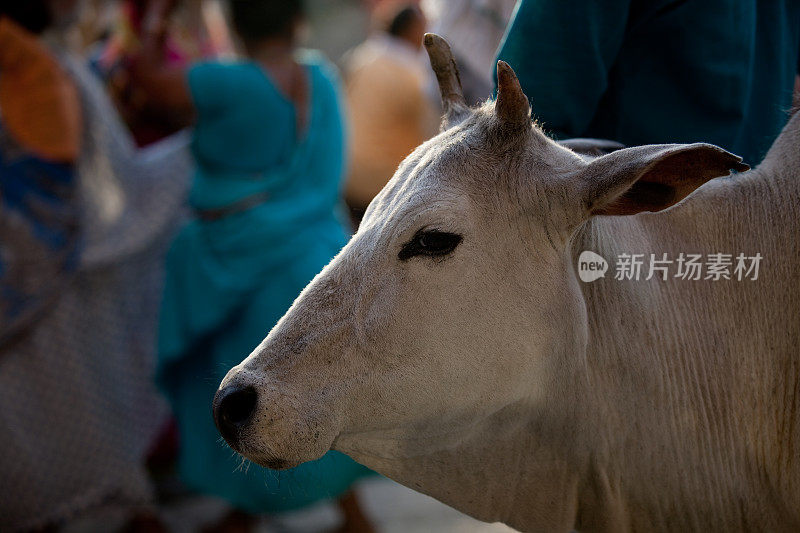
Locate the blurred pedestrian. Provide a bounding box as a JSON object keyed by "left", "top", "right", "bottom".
{"left": 134, "top": 0, "right": 374, "bottom": 530}
{"left": 90, "top": 0, "right": 233, "bottom": 146}
{"left": 423, "top": 0, "right": 517, "bottom": 105}
{"left": 497, "top": 0, "right": 800, "bottom": 165}
{"left": 343, "top": 4, "right": 438, "bottom": 221}
{"left": 0, "top": 0, "right": 191, "bottom": 530}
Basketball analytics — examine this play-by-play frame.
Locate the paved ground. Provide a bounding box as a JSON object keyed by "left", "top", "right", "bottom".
{"left": 268, "top": 477, "right": 516, "bottom": 533}
{"left": 64, "top": 477, "right": 517, "bottom": 532}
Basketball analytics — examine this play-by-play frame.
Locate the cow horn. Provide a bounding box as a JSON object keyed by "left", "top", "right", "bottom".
{"left": 424, "top": 33, "right": 467, "bottom": 112}
{"left": 495, "top": 60, "right": 530, "bottom": 126}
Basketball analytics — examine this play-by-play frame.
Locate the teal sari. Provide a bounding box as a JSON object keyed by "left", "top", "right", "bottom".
{"left": 157, "top": 52, "right": 371, "bottom": 513}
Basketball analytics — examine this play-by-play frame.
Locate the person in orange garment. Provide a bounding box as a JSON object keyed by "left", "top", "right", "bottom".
{"left": 342, "top": 4, "right": 438, "bottom": 223}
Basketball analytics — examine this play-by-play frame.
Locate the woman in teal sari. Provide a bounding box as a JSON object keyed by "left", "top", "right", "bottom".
{"left": 134, "top": 0, "right": 373, "bottom": 530}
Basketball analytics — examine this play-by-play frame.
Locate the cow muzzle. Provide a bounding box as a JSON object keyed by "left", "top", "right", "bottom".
{"left": 213, "top": 384, "right": 258, "bottom": 449}
{"left": 213, "top": 367, "right": 340, "bottom": 470}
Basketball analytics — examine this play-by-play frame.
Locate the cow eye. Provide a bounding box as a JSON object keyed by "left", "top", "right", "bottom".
{"left": 399, "top": 229, "right": 462, "bottom": 260}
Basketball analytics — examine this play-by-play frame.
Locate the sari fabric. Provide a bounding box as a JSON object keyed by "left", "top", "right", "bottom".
{"left": 157, "top": 53, "right": 371, "bottom": 514}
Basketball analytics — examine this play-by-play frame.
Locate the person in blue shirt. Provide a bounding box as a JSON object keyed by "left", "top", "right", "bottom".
{"left": 497, "top": 0, "right": 800, "bottom": 165}
{"left": 133, "top": 0, "right": 374, "bottom": 530}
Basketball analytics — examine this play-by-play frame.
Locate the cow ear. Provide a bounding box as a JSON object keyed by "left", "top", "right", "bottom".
{"left": 578, "top": 143, "right": 749, "bottom": 216}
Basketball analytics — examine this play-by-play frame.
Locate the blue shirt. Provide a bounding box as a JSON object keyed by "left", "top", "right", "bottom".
{"left": 497, "top": 0, "right": 800, "bottom": 165}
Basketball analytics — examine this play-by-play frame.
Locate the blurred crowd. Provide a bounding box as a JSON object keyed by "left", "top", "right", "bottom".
{"left": 0, "top": 0, "right": 798, "bottom": 532}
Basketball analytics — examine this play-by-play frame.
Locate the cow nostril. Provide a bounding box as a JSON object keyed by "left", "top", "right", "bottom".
{"left": 216, "top": 385, "right": 258, "bottom": 433}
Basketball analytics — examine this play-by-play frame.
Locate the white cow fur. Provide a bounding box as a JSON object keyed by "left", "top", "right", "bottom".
{"left": 218, "top": 78, "right": 800, "bottom": 531}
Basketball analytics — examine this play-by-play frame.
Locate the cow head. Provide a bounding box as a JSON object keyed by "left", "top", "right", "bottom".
{"left": 213, "top": 35, "right": 746, "bottom": 479}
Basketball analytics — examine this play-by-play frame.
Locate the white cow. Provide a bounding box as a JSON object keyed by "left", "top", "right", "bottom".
{"left": 214, "top": 34, "right": 800, "bottom": 532}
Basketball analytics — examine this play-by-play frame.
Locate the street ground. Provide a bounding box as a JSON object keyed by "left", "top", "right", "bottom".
{"left": 63, "top": 477, "right": 517, "bottom": 533}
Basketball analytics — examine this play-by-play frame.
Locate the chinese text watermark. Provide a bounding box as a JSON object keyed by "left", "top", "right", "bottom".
{"left": 578, "top": 251, "right": 762, "bottom": 283}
